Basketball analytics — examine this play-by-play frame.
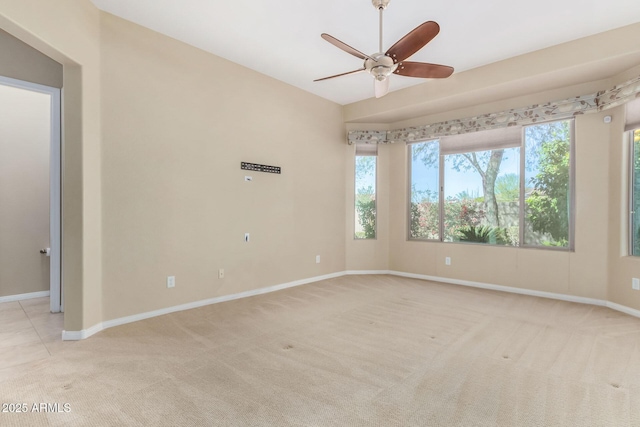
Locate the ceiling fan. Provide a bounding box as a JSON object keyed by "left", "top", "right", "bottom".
{"left": 314, "top": 0, "right": 454, "bottom": 98}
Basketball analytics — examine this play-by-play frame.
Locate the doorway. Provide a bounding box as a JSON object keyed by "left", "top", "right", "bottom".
{"left": 0, "top": 76, "right": 61, "bottom": 313}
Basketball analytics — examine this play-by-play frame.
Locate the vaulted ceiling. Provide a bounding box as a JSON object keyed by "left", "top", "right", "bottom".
{"left": 91, "top": 0, "right": 640, "bottom": 105}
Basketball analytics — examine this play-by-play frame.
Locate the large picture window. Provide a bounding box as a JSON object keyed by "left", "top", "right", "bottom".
{"left": 408, "top": 119, "right": 574, "bottom": 249}
{"left": 443, "top": 146, "right": 520, "bottom": 245}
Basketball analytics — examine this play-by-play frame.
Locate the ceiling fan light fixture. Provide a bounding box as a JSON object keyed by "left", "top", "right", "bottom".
{"left": 374, "top": 76, "right": 390, "bottom": 98}
{"left": 371, "top": 65, "right": 393, "bottom": 80}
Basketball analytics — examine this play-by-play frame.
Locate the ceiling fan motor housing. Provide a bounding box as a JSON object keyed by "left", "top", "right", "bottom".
{"left": 365, "top": 53, "right": 398, "bottom": 80}
{"left": 372, "top": 0, "right": 391, "bottom": 10}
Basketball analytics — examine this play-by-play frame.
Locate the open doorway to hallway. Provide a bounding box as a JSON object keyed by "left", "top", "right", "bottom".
{"left": 0, "top": 77, "right": 62, "bottom": 323}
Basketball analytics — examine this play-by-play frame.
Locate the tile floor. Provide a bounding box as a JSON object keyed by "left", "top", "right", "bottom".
{"left": 0, "top": 297, "right": 63, "bottom": 380}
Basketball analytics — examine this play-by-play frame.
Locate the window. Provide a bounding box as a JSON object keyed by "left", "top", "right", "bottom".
{"left": 355, "top": 144, "right": 377, "bottom": 239}
{"left": 408, "top": 119, "right": 574, "bottom": 249}
{"left": 523, "top": 121, "right": 573, "bottom": 247}
{"left": 631, "top": 129, "right": 640, "bottom": 255}
{"left": 443, "top": 146, "right": 520, "bottom": 245}
{"left": 628, "top": 99, "right": 640, "bottom": 255}
{"left": 409, "top": 140, "right": 439, "bottom": 240}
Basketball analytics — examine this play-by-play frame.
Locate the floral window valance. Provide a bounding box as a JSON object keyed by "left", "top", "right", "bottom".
{"left": 347, "top": 74, "right": 640, "bottom": 145}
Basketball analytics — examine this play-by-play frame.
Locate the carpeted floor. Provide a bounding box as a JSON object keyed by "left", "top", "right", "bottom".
{"left": 1, "top": 274, "right": 639, "bottom": 426}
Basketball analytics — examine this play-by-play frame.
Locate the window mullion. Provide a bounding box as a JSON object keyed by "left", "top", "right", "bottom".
{"left": 569, "top": 120, "right": 576, "bottom": 251}
{"left": 630, "top": 132, "right": 635, "bottom": 255}
{"left": 519, "top": 128, "right": 526, "bottom": 247}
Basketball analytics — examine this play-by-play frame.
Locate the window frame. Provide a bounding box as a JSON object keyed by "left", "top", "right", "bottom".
{"left": 629, "top": 128, "right": 640, "bottom": 256}
{"left": 406, "top": 118, "right": 575, "bottom": 251}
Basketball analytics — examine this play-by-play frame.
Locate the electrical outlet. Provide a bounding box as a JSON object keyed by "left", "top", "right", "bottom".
{"left": 218, "top": 269, "right": 224, "bottom": 279}
{"left": 633, "top": 278, "right": 640, "bottom": 290}
{"left": 244, "top": 233, "right": 250, "bottom": 243}
{"left": 316, "top": 255, "right": 321, "bottom": 264}
{"left": 244, "top": 176, "right": 252, "bottom": 182}
{"left": 445, "top": 257, "right": 451, "bottom": 266}
{"left": 167, "top": 276, "right": 175, "bottom": 288}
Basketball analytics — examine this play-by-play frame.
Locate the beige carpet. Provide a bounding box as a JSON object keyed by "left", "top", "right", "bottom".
{"left": 0, "top": 274, "right": 639, "bottom": 426}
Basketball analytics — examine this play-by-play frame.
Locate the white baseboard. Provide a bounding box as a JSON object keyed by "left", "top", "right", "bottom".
{"left": 62, "top": 271, "right": 347, "bottom": 341}
{"left": 388, "top": 271, "right": 640, "bottom": 320}
{"left": 606, "top": 301, "right": 640, "bottom": 318}
{"left": 0, "top": 290, "right": 50, "bottom": 304}
{"left": 388, "top": 270, "right": 607, "bottom": 307}
{"left": 345, "top": 270, "right": 390, "bottom": 275}
{"left": 62, "top": 323, "right": 103, "bottom": 341}
{"left": 62, "top": 269, "right": 640, "bottom": 341}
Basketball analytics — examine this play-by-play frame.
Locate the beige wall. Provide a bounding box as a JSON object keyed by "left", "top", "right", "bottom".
{"left": 0, "top": 1, "right": 346, "bottom": 332}
{"left": 0, "top": 28, "right": 62, "bottom": 88}
{"left": 99, "top": 13, "right": 346, "bottom": 320}
{"left": 0, "top": 85, "right": 50, "bottom": 297}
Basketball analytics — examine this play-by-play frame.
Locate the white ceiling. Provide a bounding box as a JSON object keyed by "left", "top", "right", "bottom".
{"left": 91, "top": 0, "right": 640, "bottom": 105}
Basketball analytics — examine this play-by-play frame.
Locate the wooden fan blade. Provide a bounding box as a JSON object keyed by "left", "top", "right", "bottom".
{"left": 314, "top": 68, "right": 366, "bottom": 82}
{"left": 321, "top": 33, "right": 375, "bottom": 61}
{"left": 394, "top": 61, "right": 454, "bottom": 79}
{"left": 386, "top": 21, "right": 440, "bottom": 63}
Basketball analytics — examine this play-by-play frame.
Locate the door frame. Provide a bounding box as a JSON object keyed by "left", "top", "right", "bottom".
{"left": 0, "top": 76, "right": 62, "bottom": 313}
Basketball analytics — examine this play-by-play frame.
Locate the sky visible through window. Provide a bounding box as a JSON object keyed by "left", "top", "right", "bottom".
{"left": 356, "top": 156, "right": 376, "bottom": 192}
{"left": 445, "top": 150, "right": 520, "bottom": 199}
{"left": 411, "top": 145, "right": 522, "bottom": 200}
